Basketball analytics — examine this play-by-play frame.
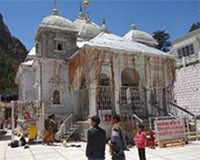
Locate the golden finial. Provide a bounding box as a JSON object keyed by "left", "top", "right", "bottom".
{"left": 83, "top": 0, "right": 89, "bottom": 7}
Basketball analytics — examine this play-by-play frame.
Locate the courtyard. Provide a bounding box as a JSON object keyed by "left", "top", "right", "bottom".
{"left": 0, "top": 133, "right": 200, "bottom": 160}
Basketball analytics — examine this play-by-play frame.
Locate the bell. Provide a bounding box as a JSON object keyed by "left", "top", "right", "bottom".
{"left": 83, "top": 0, "right": 89, "bottom": 6}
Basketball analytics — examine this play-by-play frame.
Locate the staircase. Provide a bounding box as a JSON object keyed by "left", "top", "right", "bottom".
{"left": 168, "top": 101, "right": 200, "bottom": 141}
{"left": 120, "top": 104, "right": 152, "bottom": 133}
{"left": 56, "top": 114, "right": 80, "bottom": 142}
{"left": 120, "top": 97, "right": 200, "bottom": 142}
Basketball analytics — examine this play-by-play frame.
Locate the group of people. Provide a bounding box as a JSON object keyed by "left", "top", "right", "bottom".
{"left": 86, "top": 114, "right": 147, "bottom": 160}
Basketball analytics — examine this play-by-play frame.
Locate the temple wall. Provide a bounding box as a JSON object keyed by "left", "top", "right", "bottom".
{"left": 174, "top": 63, "right": 200, "bottom": 115}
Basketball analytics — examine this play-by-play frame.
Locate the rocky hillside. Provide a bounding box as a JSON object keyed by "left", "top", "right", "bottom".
{"left": 0, "top": 13, "right": 27, "bottom": 62}
{"left": 0, "top": 13, "right": 28, "bottom": 95}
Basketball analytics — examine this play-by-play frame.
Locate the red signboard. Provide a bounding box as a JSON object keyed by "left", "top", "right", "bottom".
{"left": 154, "top": 119, "right": 185, "bottom": 142}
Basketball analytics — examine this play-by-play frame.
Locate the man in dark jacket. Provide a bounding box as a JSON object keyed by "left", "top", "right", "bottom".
{"left": 86, "top": 115, "right": 106, "bottom": 160}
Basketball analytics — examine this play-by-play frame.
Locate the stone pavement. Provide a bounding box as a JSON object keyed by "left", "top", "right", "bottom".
{"left": 0, "top": 137, "right": 200, "bottom": 160}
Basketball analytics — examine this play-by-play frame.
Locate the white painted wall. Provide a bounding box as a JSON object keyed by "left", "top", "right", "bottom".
{"left": 174, "top": 63, "right": 200, "bottom": 115}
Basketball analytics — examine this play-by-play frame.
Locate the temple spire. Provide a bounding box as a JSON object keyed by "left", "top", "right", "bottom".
{"left": 101, "top": 14, "right": 108, "bottom": 33}
{"left": 78, "top": 2, "right": 85, "bottom": 19}
{"left": 52, "top": 0, "right": 59, "bottom": 16}
{"left": 131, "top": 19, "right": 137, "bottom": 30}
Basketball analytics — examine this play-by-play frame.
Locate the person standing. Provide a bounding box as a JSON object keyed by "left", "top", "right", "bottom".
{"left": 50, "top": 114, "right": 58, "bottom": 140}
{"left": 109, "top": 114, "right": 127, "bottom": 160}
{"left": 86, "top": 115, "right": 106, "bottom": 160}
{"left": 43, "top": 115, "right": 54, "bottom": 145}
{"left": 134, "top": 123, "right": 147, "bottom": 160}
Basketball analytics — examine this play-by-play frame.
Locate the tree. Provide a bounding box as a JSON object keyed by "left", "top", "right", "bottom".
{"left": 189, "top": 22, "right": 200, "bottom": 32}
{"left": 0, "top": 51, "right": 19, "bottom": 94}
{"left": 153, "top": 30, "right": 171, "bottom": 52}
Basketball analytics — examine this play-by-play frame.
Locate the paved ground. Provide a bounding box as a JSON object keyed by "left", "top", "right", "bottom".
{"left": 0, "top": 134, "right": 200, "bottom": 160}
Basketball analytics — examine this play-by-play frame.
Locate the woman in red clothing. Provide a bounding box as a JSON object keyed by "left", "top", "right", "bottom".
{"left": 134, "top": 123, "right": 147, "bottom": 160}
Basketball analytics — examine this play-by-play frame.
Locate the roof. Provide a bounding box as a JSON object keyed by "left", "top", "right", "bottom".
{"left": 173, "top": 28, "right": 200, "bottom": 45}
{"left": 124, "top": 28, "right": 158, "bottom": 47}
{"left": 27, "top": 47, "right": 36, "bottom": 57}
{"left": 82, "top": 32, "right": 174, "bottom": 58}
{"left": 39, "top": 10, "right": 78, "bottom": 33}
{"left": 21, "top": 60, "right": 34, "bottom": 66}
{"left": 74, "top": 17, "right": 101, "bottom": 41}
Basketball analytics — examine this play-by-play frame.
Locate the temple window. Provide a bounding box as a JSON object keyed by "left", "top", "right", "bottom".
{"left": 177, "top": 44, "right": 195, "bottom": 58}
{"left": 54, "top": 38, "right": 66, "bottom": 52}
{"left": 53, "top": 90, "right": 60, "bottom": 105}
{"left": 35, "top": 42, "right": 40, "bottom": 55}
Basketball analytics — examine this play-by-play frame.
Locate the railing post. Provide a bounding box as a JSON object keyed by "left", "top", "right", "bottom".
{"left": 11, "top": 101, "right": 15, "bottom": 142}
{"left": 162, "top": 88, "right": 167, "bottom": 116}
{"left": 194, "top": 117, "right": 198, "bottom": 141}
{"left": 144, "top": 87, "right": 148, "bottom": 118}
{"left": 149, "top": 117, "right": 152, "bottom": 131}
{"left": 71, "top": 114, "right": 73, "bottom": 128}
{"left": 186, "top": 117, "right": 190, "bottom": 143}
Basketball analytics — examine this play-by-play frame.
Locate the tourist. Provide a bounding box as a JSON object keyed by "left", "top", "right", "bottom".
{"left": 43, "top": 115, "right": 54, "bottom": 145}
{"left": 28, "top": 120, "right": 37, "bottom": 144}
{"left": 50, "top": 114, "right": 58, "bottom": 140}
{"left": 86, "top": 115, "right": 106, "bottom": 160}
{"left": 149, "top": 130, "right": 155, "bottom": 149}
{"left": 134, "top": 123, "right": 147, "bottom": 160}
{"left": 109, "top": 114, "right": 127, "bottom": 160}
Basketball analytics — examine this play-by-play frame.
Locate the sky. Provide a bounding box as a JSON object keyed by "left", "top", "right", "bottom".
{"left": 0, "top": 0, "right": 199, "bottom": 50}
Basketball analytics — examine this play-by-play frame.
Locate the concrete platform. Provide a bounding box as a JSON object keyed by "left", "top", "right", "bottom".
{"left": 0, "top": 137, "right": 200, "bottom": 160}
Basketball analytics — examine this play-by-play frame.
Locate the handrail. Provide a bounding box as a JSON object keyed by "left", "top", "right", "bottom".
{"left": 169, "top": 101, "right": 195, "bottom": 118}
{"left": 133, "top": 113, "right": 143, "bottom": 124}
{"left": 57, "top": 114, "right": 73, "bottom": 139}
{"left": 63, "top": 114, "right": 73, "bottom": 124}
{"left": 150, "top": 102, "right": 167, "bottom": 114}
{"left": 150, "top": 102, "right": 177, "bottom": 118}
{"left": 120, "top": 104, "right": 144, "bottom": 125}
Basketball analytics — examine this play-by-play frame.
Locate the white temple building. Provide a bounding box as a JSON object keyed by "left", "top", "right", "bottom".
{"left": 15, "top": 5, "right": 175, "bottom": 125}
{"left": 170, "top": 28, "right": 200, "bottom": 116}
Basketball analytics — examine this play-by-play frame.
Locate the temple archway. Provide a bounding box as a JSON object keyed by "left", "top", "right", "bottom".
{"left": 121, "top": 68, "right": 139, "bottom": 86}
{"left": 97, "top": 73, "right": 112, "bottom": 110}
{"left": 120, "top": 68, "right": 144, "bottom": 116}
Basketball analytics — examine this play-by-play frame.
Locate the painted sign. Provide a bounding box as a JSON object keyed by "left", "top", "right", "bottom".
{"left": 154, "top": 119, "right": 185, "bottom": 142}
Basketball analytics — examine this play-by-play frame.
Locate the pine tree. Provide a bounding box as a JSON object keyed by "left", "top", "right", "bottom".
{"left": 153, "top": 30, "right": 171, "bottom": 52}
{"left": 189, "top": 22, "right": 200, "bottom": 32}
{"left": 0, "top": 51, "right": 19, "bottom": 94}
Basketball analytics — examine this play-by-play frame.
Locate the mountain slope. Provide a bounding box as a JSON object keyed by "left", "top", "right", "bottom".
{"left": 0, "top": 13, "right": 28, "bottom": 95}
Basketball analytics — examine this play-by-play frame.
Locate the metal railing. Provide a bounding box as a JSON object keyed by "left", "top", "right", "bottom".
{"left": 96, "top": 86, "right": 113, "bottom": 110}
{"left": 150, "top": 102, "right": 171, "bottom": 117}
{"left": 168, "top": 101, "right": 199, "bottom": 141}
{"left": 168, "top": 101, "right": 195, "bottom": 118}
{"left": 120, "top": 103, "right": 144, "bottom": 129}
{"left": 57, "top": 114, "right": 73, "bottom": 140}
{"left": 133, "top": 113, "right": 143, "bottom": 124}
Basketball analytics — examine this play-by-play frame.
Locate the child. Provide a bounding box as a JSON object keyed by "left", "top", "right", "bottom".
{"left": 134, "top": 123, "right": 147, "bottom": 160}
{"left": 149, "top": 130, "right": 155, "bottom": 149}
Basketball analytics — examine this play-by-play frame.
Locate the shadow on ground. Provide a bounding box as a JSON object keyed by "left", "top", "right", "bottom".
{"left": 0, "top": 130, "right": 11, "bottom": 141}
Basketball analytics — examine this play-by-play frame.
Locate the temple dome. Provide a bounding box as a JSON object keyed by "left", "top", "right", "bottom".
{"left": 124, "top": 24, "right": 158, "bottom": 47}
{"left": 74, "top": 15, "right": 101, "bottom": 41}
{"left": 39, "top": 9, "right": 77, "bottom": 32}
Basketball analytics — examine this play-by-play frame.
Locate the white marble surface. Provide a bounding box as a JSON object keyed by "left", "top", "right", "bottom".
{"left": 0, "top": 139, "right": 200, "bottom": 160}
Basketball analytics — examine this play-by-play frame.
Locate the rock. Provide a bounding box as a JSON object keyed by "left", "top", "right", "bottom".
{"left": 0, "top": 12, "right": 27, "bottom": 63}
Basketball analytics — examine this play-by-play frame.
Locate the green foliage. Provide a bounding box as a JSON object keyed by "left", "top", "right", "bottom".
{"left": 189, "top": 22, "right": 200, "bottom": 32}
{"left": 153, "top": 30, "right": 171, "bottom": 52}
{"left": 0, "top": 51, "right": 19, "bottom": 93}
